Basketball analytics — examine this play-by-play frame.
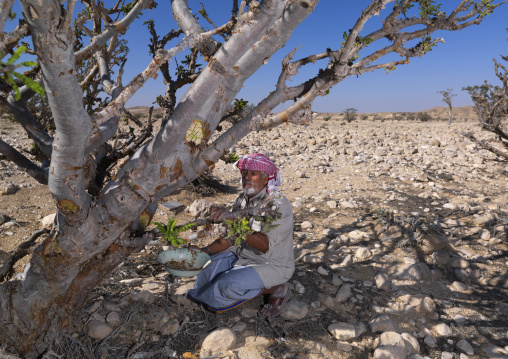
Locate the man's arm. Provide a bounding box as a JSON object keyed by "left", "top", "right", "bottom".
{"left": 246, "top": 232, "right": 269, "bottom": 253}
{"left": 191, "top": 236, "right": 231, "bottom": 255}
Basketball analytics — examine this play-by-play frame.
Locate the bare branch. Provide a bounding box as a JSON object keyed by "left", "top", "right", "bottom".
{"left": 464, "top": 132, "right": 508, "bottom": 161}
{"left": 0, "top": 137, "right": 49, "bottom": 184}
{"left": 1, "top": 97, "right": 53, "bottom": 158}
{"left": 0, "top": 229, "right": 49, "bottom": 282}
{"left": 75, "top": 0, "right": 154, "bottom": 64}
{"left": 0, "top": 0, "right": 14, "bottom": 33}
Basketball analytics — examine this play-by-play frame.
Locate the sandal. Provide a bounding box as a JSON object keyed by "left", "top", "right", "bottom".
{"left": 258, "top": 284, "right": 291, "bottom": 318}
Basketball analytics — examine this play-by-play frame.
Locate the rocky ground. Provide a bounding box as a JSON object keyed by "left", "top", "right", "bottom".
{"left": 1, "top": 111, "right": 508, "bottom": 359}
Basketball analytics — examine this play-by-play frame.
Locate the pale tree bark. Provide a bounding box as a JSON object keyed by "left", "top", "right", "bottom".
{"left": 0, "top": 1, "right": 504, "bottom": 357}
{"left": 438, "top": 89, "right": 456, "bottom": 125}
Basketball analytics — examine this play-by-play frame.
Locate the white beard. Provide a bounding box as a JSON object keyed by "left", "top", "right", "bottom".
{"left": 242, "top": 186, "right": 258, "bottom": 197}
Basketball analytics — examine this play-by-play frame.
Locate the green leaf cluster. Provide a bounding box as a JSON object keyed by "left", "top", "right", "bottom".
{"left": 227, "top": 152, "right": 239, "bottom": 163}
{"left": 225, "top": 217, "right": 253, "bottom": 246}
{"left": 224, "top": 203, "right": 282, "bottom": 246}
{"left": 418, "top": 1, "right": 443, "bottom": 20}
{"left": 154, "top": 217, "right": 196, "bottom": 247}
{"left": 234, "top": 98, "right": 249, "bottom": 111}
{"left": 416, "top": 35, "right": 436, "bottom": 54}
{"left": 394, "top": 1, "right": 414, "bottom": 18}
{"left": 0, "top": 46, "right": 45, "bottom": 101}
{"left": 478, "top": 0, "right": 495, "bottom": 18}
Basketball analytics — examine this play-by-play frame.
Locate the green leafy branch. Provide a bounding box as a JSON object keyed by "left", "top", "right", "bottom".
{"left": 0, "top": 46, "right": 45, "bottom": 101}
{"left": 394, "top": 0, "right": 414, "bottom": 18}
{"left": 225, "top": 217, "right": 253, "bottom": 246}
{"left": 224, "top": 204, "right": 282, "bottom": 246}
{"left": 339, "top": 30, "right": 372, "bottom": 66}
{"left": 478, "top": 0, "right": 495, "bottom": 18}
{"left": 418, "top": 0, "right": 443, "bottom": 19}
{"left": 415, "top": 35, "right": 436, "bottom": 55}
{"left": 154, "top": 217, "right": 196, "bottom": 247}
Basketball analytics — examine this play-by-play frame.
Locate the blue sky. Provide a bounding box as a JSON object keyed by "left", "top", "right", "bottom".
{"left": 6, "top": 1, "right": 508, "bottom": 113}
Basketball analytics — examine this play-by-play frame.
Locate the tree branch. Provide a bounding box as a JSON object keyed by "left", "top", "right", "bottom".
{"left": 0, "top": 229, "right": 49, "bottom": 282}
{"left": 74, "top": 0, "right": 154, "bottom": 64}
{"left": 0, "top": 137, "right": 49, "bottom": 184}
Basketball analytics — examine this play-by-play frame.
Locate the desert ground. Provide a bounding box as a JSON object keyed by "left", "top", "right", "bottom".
{"left": 1, "top": 107, "right": 507, "bottom": 359}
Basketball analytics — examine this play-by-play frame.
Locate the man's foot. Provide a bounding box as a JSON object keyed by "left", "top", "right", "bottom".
{"left": 258, "top": 283, "right": 290, "bottom": 318}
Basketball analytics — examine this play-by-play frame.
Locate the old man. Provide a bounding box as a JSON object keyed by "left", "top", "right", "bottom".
{"left": 188, "top": 153, "right": 294, "bottom": 317}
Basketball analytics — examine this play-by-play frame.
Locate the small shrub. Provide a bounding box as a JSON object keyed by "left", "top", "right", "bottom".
{"left": 343, "top": 108, "right": 358, "bottom": 123}
{"left": 417, "top": 112, "right": 432, "bottom": 122}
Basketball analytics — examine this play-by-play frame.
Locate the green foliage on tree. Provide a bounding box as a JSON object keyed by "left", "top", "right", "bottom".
{"left": 0, "top": 46, "right": 45, "bottom": 101}
{"left": 154, "top": 217, "right": 196, "bottom": 247}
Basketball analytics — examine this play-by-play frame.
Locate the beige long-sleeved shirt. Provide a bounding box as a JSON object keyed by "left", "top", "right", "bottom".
{"left": 228, "top": 188, "right": 294, "bottom": 288}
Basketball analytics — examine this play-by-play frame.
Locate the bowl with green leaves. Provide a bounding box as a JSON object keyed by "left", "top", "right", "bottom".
{"left": 157, "top": 247, "right": 211, "bottom": 277}
{"left": 154, "top": 217, "right": 211, "bottom": 277}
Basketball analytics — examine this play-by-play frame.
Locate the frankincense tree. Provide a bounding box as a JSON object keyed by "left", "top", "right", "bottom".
{"left": 463, "top": 29, "right": 508, "bottom": 159}
{"left": 0, "top": 0, "right": 503, "bottom": 356}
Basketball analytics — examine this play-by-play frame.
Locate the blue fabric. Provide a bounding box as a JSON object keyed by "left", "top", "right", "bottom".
{"left": 187, "top": 251, "right": 265, "bottom": 312}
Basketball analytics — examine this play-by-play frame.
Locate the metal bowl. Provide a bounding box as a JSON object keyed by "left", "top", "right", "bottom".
{"left": 157, "top": 247, "right": 211, "bottom": 277}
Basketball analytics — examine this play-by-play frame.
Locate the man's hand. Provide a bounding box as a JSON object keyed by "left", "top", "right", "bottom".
{"left": 188, "top": 236, "right": 232, "bottom": 256}
{"left": 208, "top": 206, "right": 233, "bottom": 222}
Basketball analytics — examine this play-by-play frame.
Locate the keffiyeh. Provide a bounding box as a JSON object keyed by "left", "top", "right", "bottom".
{"left": 233, "top": 153, "right": 282, "bottom": 193}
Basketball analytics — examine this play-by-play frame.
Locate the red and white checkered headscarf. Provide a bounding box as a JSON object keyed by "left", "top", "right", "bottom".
{"left": 233, "top": 153, "right": 282, "bottom": 193}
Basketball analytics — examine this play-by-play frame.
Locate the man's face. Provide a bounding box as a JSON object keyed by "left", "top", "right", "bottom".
{"left": 241, "top": 169, "right": 268, "bottom": 198}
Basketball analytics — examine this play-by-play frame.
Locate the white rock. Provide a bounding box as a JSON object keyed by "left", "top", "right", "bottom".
{"left": 424, "top": 335, "right": 437, "bottom": 348}
{"left": 369, "top": 314, "right": 397, "bottom": 333}
{"left": 335, "top": 284, "right": 352, "bottom": 303}
{"left": 187, "top": 199, "right": 213, "bottom": 217}
{"left": 292, "top": 201, "right": 303, "bottom": 208}
{"left": 374, "top": 332, "right": 407, "bottom": 359}
{"left": 281, "top": 300, "right": 308, "bottom": 320}
{"left": 337, "top": 341, "right": 353, "bottom": 352}
{"left": 450, "top": 281, "right": 467, "bottom": 292}
{"left": 106, "top": 311, "right": 122, "bottom": 326}
{"left": 482, "top": 343, "right": 508, "bottom": 358}
{"left": 375, "top": 271, "right": 392, "bottom": 292}
{"left": 351, "top": 322, "right": 366, "bottom": 338}
{"left": 301, "top": 221, "right": 314, "bottom": 230}
{"left": 348, "top": 230, "right": 370, "bottom": 241}
{"left": 355, "top": 247, "right": 372, "bottom": 261}
{"left": 401, "top": 332, "right": 420, "bottom": 354}
{"left": 457, "top": 339, "right": 474, "bottom": 355}
{"left": 453, "top": 314, "right": 466, "bottom": 323}
{"left": 40, "top": 213, "right": 56, "bottom": 229}
{"left": 0, "top": 183, "right": 18, "bottom": 195}
{"left": 129, "top": 290, "right": 155, "bottom": 304}
{"left": 480, "top": 229, "right": 491, "bottom": 241}
{"left": 317, "top": 266, "right": 328, "bottom": 275}
{"left": 442, "top": 352, "right": 454, "bottom": 359}
{"left": 431, "top": 323, "right": 453, "bottom": 337}
{"left": 231, "top": 322, "right": 247, "bottom": 334}
{"left": 326, "top": 200, "right": 337, "bottom": 208}
{"left": 327, "top": 322, "right": 356, "bottom": 340}
{"left": 200, "top": 327, "right": 236, "bottom": 355}
{"left": 293, "top": 281, "right": 305, "bottom": 294}
{"left": 86, "top": 320, "right": 113, "bottom": 340}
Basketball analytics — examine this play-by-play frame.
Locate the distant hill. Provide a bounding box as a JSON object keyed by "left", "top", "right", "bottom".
{"left": 126, "top": 105, "right": 477, "bottom": 122}
{"left": 314, "top": 105, "right": 477, "bottom": 122}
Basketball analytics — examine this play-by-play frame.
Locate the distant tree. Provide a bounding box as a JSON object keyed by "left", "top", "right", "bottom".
{"left": 344, "top": 107, "right": 358, "bottom": 122}
{"left": 463, "top": 30, "right": 508, "bottom": 160}
{"left": 0, "top": 1, "right": 503, "bottom": 356}
{"left": 417, "top": 112, "right": 433, "bottom": 122}
{"left": 438, "top": 88, "right": 457, "bottom": 125}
